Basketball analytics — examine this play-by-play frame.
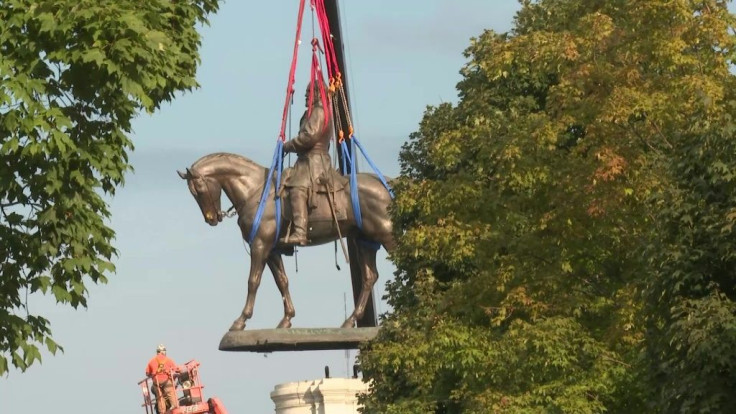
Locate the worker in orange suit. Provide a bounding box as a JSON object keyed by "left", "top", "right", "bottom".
{"left": 145, "top": 344, "right": 179, "bottom": 414}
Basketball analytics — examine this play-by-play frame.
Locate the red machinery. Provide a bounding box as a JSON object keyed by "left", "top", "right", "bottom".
{"left": 138, "top": 360, "right": 227, "bottom": 414}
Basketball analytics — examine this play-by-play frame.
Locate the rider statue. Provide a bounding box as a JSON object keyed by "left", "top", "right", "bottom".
{"left": 281, "top": 81, "right": 334, "bottom": 245}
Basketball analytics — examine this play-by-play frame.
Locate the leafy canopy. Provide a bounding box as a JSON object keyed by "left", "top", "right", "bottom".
{"left": 359, "top": 1, "right": 736, "bottom": 413}
{"left": 0, "top": 0, "right": 219, "bottom": 375}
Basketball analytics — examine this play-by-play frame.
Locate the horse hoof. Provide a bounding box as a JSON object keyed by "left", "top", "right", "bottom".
{"left": 276, "top": 319, "right": 292, "bottom": 329}
{"left": 341, "top": 319, "right": 355, "bottom": 329}
{"left": 229, "top": 320, "right": 245, "bottom": 331}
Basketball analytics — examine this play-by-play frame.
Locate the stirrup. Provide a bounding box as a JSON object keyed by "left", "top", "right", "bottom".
{"left": 280, "top": 234, "right": 308, "bottom": 246}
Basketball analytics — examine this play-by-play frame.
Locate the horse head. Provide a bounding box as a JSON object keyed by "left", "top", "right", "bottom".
{"left": 178, "top": 167, "right": 223, "bottom": 226}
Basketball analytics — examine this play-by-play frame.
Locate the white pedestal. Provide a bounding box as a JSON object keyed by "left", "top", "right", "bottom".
{"left": 270, "top": 378, "right": 369, "bottom": 414}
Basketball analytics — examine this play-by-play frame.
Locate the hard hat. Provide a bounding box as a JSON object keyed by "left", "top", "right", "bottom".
{"left": 156, "top": 344, "right": 166, "bottom": 353}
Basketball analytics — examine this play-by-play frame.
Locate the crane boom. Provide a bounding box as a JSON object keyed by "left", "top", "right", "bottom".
{"left": 324, "top": 0, "right": 378, "bottom": 328}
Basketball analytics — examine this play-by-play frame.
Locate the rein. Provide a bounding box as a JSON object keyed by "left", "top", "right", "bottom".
{"left": 222, "top": 205, "right": 237, "bottom": 218}
{"left": 195, "top": 175, "right": 238, "bottom": 221}
{"left": 189, "top": 157, "right": 281, "bottom": 248}
{"left": 194, "top": 171, "right": 264, "bottom": 221}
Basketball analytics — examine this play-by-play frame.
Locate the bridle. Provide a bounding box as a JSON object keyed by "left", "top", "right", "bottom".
{"left": 189, "top": 170, "right": 235, "bottom": 221}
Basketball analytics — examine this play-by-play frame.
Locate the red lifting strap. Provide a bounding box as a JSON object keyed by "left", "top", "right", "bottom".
{"left": 278, "top": 0, "right": 349, "bottom": 142}
{"left": 308, "top": 38, "right": 330, "bottom": 127}
{"left": 313, "top": 0, "right": 340, "bottom": 79}
{"left": 278, "top": 0, "right": 308, "bottom": 142}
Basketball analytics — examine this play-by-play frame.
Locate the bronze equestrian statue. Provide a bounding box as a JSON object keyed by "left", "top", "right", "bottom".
{"left": 178, "top": 153, "right": 394, "bottom": 330}
{"left": 178, "top": 85, "right": 394, "bottom": 330}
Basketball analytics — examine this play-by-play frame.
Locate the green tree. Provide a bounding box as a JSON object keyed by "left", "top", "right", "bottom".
{"left": 0, "top": 0, "right": 219, "bottom": 374}
{"left": 359, "top": 1, "right": 736, "bottom": 412}
{"left": 645, "top": 122, "right": 736, "bottom": 413}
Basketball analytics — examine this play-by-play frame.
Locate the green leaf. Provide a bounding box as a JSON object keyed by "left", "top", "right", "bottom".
{"left": 45, "top": 337, "right": 60, "bottom": 355}
{"left": 51, "top": 285, "right": 72, "bottom": 303}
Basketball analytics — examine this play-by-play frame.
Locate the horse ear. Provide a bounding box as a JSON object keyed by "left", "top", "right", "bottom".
{"left": 177, "top": 170, "right": 188, "bottom": 179}
{"left": 186, "top": 167, "right": 200, "bottom": 178}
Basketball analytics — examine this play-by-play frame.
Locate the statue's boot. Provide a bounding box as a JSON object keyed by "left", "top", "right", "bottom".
{"left": 282, "top": 188, "right": 309, "bottom": 246}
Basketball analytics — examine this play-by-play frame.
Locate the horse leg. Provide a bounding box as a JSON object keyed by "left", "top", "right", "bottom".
{"left": 342, "top": 243, "right": 379, "bottom": 328}
{"left": 266, "top": 252, "right": 295, "bottom": 328}
{"left": 229, "top": 246, "right": 268, "bottom": 331}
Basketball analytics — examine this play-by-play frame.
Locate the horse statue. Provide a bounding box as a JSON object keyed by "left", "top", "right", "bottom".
{"left": 178, "top": 152, "right": 395, "bottom": 330}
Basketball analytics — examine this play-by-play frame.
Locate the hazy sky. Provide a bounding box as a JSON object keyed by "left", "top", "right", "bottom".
{"left": 1, "top": 1, "right": 520, "bottom": 413}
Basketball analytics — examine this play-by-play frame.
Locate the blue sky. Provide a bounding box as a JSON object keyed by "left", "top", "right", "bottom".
{"left": 1, "top": 1, "right": 520, "bottom": 413}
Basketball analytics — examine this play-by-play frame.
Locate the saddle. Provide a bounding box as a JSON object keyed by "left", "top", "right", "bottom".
{"left": 280, "top": 168, "right": 349, "bottom": 222}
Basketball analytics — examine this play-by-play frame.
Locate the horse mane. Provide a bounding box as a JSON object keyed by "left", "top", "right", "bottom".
{"left": 191, "top": 152, "right": 264, "bottom": 175}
